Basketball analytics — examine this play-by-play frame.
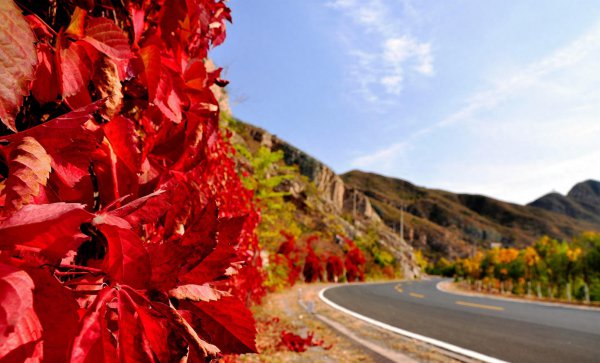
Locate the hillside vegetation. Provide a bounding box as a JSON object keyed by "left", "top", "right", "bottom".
{"left": 225, "top": 117, "right": 421, "bottom": 285}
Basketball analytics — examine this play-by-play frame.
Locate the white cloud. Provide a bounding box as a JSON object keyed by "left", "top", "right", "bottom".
{"left": 327, "top": 0, "right": 433, "bottom": 102}
{"left": 351, "top": 142, "right": 407, "bottom": 171}
{"left": 349, "top": 22, "right": 600, "bottom": 203}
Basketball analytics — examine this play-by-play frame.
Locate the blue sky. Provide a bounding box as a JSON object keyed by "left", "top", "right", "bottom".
{"left": 213, "top": 0, "right": 600, "bottom": 204}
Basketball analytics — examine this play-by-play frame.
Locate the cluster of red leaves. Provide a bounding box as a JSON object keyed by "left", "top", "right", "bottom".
{"left": 325, "top": 255, "right": 344, "bottom": 282}
{"left": 276, "top": 231, "right": 302, "bottom": 286}
{"left": 344, "top": 239, "right": 366, "bottom": 282}
{"left": 302, "top": 236, "right": 323, "bottom": 283}
{"left": 279, "top": 331, "right": 331, "bottom": 353}
{"left": 0, "top": 0, "right": 264, "bottom": 361}
{"left": 275, "top": 233, "right": 365, "bottom": 285}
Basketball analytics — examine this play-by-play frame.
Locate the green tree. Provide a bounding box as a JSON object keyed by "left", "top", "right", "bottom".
{"left": 237, "top": 145, "right": 301, "bottom": 249}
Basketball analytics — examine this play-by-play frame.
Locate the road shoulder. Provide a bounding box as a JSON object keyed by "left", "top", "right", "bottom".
{"left": 437, "top": 280, "right": 600, "bottom": 311}
{"left": 235, "top": 282, "right": 461, "bottom": 363}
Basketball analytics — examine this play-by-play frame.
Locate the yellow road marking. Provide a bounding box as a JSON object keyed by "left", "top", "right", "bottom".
{"left": 409, "top": 292, "right": 425, "bottom": 298}
{"left": 456, "top": 301, "right": 504, "bottom": 311}
{"left": 395, "top": 285, "right": 403, "bottom": 293}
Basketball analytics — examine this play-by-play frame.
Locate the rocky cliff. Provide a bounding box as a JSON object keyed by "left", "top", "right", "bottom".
{"left": 242, "top": 122, "right": 381, "bottom": 222}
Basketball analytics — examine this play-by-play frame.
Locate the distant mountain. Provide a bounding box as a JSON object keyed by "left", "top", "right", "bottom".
{"left": 342, "top": 171, "right": 600, "bottom": 258}
{"left": 528, "top": 180, "right": 600, "bottom": 224}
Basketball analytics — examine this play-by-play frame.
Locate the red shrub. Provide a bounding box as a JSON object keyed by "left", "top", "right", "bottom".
{"left": 344, "top": 238, "right": 366, "bottom": 282}
{"left": 276, "top": 231, "right": 302, "bottom": 286}
{"left": 303, "top": 236, "right": 323, "bottom": 283}
{"left": 326, "top": 255, "right": 344, "bottom": 282}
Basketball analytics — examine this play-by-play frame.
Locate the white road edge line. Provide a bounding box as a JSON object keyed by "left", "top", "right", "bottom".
{"left": 319, "top": 286, "right": 508, "bottom": 363}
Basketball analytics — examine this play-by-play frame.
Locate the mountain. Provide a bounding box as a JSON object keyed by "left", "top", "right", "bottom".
{"left": 528, "top": 180, "right": 600, "bottom": 224}
{"left": 342, "top": 171, "right": 600, "bottom": 258}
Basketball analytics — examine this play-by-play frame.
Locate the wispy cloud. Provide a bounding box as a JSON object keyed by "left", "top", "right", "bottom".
{"left": 327, "top": 0, "right": 434, "bottom": 102}
{"left": 352, "top": 22, "right": 600, "bottom": 166}
{"left": 350, "top": 22, "right": 600, "bottom": 202}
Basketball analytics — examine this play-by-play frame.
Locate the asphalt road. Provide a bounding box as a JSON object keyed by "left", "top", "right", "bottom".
{"left": 322, "top": 278, "right": 600, "bottom": 363}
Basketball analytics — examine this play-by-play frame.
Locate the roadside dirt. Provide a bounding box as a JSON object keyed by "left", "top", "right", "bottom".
{"left": 231, "top": 282, "right": 464, "bottom": 363}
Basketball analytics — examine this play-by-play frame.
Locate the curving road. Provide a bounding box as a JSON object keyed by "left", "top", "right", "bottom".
{"left": 322, "top": 278, "right": 600, "bottom": 363}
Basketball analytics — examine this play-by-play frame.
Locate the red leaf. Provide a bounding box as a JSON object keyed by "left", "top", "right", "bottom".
{"left": 94, "top": 219, "right": 151, "bottom": 288}
{"left": 0, "top": 263, "right": 43, "bottom": 361}
{"left": 116, "top": 290, "right": 154, "bottom": 362}
{"left": 111, "top": 189, "right": 170, "bottom": 227}
{"left": 158, "top": 0, "right": 187, "bottom": 51}
{"left": 25, "top": 15, "right": 54, "bottom": 41}
{"left": 129, "top": 5, "right": 145, "bottom": 46}
{"left": 0, "top": 264, "right": 35, "bottom": 337}
{"left": 155, "top": 69, "right": 184, "bottom": 123}
{"left": 82, "top": 17, "right": 132, "bottom": 60}
{"left": 0, "top": 0, "right": 37, "bottom": 131}
{"left": 147, "top": 240, "right": 192, "bottom": 290}
{"left": 182, "top": 295, "right": 257, "bottom": 354}
{"left": 70, "top": 287, "right": 117, "bottom": 363}
{"left": 217, "top": 215, "right": 247, "bottom": 245}
{"left": 31, "top": 43, "right": 59, "bottom": 104}
{"left": 130, "top": 297, "right": 172, "bottom": 362}
{"left": 183, "top": 59, "right": 208, "bottom": 91}
{"left": 0, "top": 203, "right": 92, "bottom": 259}
{"left": 180, "top": 243, "right": 242, "bottom": 286}
{"left": 2, "top": 137, "right": 51, "bottom": 213}
{"left": 27, "top": 268, "right": 80, "bottom": 363}
{"left": 139, "top": 45, "right": 161, "bottom": 100}
{"left": 169, "top": 284, "right": 223, "bottom": 302}
{"left": 1, "top": 102, "right": 103, "bottom": 188}
{"left": 103, "top": 115, "right": 141, "bottom": 173}
{"left": 57, "top": 35, "right": 95, "bottom": 101}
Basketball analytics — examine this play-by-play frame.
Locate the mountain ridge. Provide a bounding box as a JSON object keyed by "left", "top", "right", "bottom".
{"left": 343, "top": 170, "right": 600, "bottom": 258}
{"left": 528, "top": 180, "right": 600, "bottom": 224}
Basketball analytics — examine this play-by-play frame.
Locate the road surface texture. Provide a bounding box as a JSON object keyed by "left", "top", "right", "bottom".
{"left": 323, "top": 278, "right": 600, "bottom": 363}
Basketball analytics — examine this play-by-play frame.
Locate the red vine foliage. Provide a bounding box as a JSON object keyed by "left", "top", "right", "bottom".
{"left": 302, "top": 235, "right": 323, "bottom": 283}
{"left": 344, "top": 238, "right": 366, "bottom": 282}
{"left": 279, "top": 331, "right": 331, "bottom": 353}
{"left": 276, "top": 230, "right": 301, "bottom": 286}
{"left": 325, "top": 255, "right": 344, "bottom": 282}
{"left": 0, "top": 0, "right": 264, "bottom": 361}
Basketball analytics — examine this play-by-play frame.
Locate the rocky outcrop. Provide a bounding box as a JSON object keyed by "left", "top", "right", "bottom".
{"left": 275, "top": 141, "right": 346, "bottom": 213}
{"left": 243, "top": 122, "right": 379, "bottom": 222}
{"left": 343, "top": 187, "right": 380, "bottom": 222}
